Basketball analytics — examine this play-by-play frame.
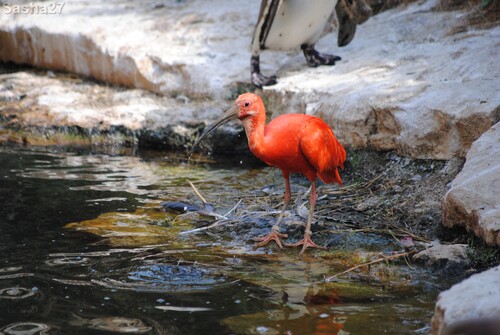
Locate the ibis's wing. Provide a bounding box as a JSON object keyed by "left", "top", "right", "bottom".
{"left": 300, "top": 119, "right": 346, "bottom": 185}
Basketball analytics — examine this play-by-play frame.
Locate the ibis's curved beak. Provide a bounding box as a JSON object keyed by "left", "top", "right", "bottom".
{"left": 188, "top": 105, "right": 239, "bottom": 156}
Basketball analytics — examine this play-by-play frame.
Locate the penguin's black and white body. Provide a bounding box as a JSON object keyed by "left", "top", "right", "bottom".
{"left": 251, "top": 0, "right": 371, "bottom": 88}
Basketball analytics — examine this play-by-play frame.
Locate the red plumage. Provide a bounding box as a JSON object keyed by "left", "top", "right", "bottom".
{"left": 251, "top": 113, "right": 345, "bottom": 186}
{"left": 190, "top": 93, "right": 346, "bottom": 254}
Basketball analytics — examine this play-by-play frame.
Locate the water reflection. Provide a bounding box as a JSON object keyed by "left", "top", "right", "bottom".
{"left": 14, "top": 151, "right": 251, "bottom": 200}
{"left": 0, "top": 148, "right": 438, "bottom": 334}
{"left": 0, "top": 287, "right": 38, "bottom": 300}
{"left": 69, "top": 316, "right": 152, "bottom": 333}
{"left": 128, "top": 263, "right": 226, "bottom": 290}
{"left": 45, "top": 256, "right": 91, "bottom": 267}
{"left": 0, "top": 322, "right": 50, "bottom": 335}
{"left": 223, "top": 288, "right": 346, "bottom": 335}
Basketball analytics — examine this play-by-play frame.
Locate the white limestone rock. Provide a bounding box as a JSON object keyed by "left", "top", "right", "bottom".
{"left": 431, "top": 265, "right": 500, "bottom": 335}
{"left": 263, "top": 0, "right": 500, "bottom": 159}
{"left": 442, "top": 122, "right": 500, "bottom": 246}
{"left": 1, "top": 0, "right": 499, "bottom": 159}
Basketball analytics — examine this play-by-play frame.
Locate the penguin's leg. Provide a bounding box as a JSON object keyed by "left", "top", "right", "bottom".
{"left": 251, "top": 54, "right": 278, "bottom": 88}
{"left": 301, "top": 44, "right": 341, "bottom": 67}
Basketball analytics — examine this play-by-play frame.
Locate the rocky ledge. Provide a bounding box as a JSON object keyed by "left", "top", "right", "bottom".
{"left": 0, "top": 0, "right": 499, "bottom": 159}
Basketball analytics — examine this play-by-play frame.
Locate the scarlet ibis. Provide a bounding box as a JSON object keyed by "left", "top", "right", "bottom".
{"left": 190, "top": 93, "right": 346, "bottom": 254}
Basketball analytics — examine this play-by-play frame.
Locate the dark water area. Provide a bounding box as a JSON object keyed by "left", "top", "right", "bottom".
{"left": 0, "top": 147, "right": 439, "bottom": 335}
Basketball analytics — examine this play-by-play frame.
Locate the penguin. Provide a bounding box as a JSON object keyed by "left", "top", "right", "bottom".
{"left": 251, "top": 0, "right": 371, "bottom": 88}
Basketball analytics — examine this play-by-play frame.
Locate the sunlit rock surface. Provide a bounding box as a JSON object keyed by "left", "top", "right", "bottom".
{"left": 413, "top": 241, "right": 469, "bottom": 275}
{"left": 442, "top": 122, "right": 500, "bottom": 246}
{"left": 0, "top": 0, "right": 255, "bottom": 100}
{"left": 264, "top": 0, "right": 500, "bottom": 159}
{"left": 1, "top": 0, "right": 499, "bottom": 159}
{"left": 431, "top": 265, "right": 500, "bottom": 335}
{"left": 0, "top": 70, "right": 237, "bottom": 151}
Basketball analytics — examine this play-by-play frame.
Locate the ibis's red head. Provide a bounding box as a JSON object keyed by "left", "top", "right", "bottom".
{"left": 189, "top": 93, "right": 264, "bottom": 155}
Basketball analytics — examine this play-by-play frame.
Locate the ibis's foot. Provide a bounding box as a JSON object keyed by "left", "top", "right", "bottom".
{"left": 255, "top": 230, "right": 288, "bottom": 249}
{"left": 286, "top": 233, "right": 326, "bottom": 255}
{"left": 251, "top": 72, "right": 278, "bottom": 88}
{"left": 301, "top": 45, "right": 341, "bottom": 67}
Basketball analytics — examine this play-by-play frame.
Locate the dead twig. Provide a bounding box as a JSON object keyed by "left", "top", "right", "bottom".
{"left": 324, "top": 250, "right": 416, "bottom": 282}
{"left": 188, "top": 180, "right": 208, "bottom": 205}
{"left": 223, "top": 199, "right": 243, "bottom": 217}
{"left": 179, "top": 219, "right": 232, "bottom": 235}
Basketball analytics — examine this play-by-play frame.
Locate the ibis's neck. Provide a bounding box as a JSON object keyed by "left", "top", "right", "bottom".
{"left": 241, "top": 114, "right": 267, "bottom": 158}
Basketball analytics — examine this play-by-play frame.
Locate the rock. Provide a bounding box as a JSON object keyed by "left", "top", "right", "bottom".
{"left": 0, "top": 0, "right": 256, "bottom": 100}
{"left": 1, "top": 0, "right": 499, "bottom": 158}
{"left": 263, "top": 0, "right": 500, "bottom": 159}
{"left": 442, "top": 122, "right": 500, "bottom": 246}
{"left": 413, "top": 241, "right": 469, "bottom": 275}
{"left": 431, "top": 265, "right": 500, "bottom": 335}
{"left": 0, "top": 70, "right": 232, "bottom": 151}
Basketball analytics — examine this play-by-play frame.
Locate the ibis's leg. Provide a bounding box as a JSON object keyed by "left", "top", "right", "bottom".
{"left": 255, "top": 172, "right": 290, "bottom": 248}
{"left": 251, "top": 55, "right": 278, "bottom": 88}
{"left": 286, "top": 181, "right": 326, "bottom": 254}
{"left": 301, "top": 44, "right": 341, "bottom": 67}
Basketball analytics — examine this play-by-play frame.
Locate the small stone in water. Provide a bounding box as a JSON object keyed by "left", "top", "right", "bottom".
{"left": 156, "top": 298, "right": 165, "bottom": 303}
{"left": 256, "top": 326, "right": 269, "bottom": 333}
{"left": 319, "top": 313, "right": 329, "bottom": 318}
{"left": 234, "top": 299, "right": 241, "bottom": 304}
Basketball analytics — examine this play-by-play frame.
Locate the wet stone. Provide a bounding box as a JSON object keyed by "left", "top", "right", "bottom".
{"left": 413, "top": 242, "right": 470, "bottom": 276}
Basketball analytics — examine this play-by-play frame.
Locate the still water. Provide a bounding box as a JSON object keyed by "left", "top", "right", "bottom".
{"left": 0, "top": 147, "right": 437, "bottom": 334}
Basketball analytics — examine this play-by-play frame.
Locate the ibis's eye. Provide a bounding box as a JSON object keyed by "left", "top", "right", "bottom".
{"left": 244, "top": 101, "right": 250, "bottom": 107}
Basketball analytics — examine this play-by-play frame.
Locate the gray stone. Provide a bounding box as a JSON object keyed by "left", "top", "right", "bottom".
{"left": 413, "top": 241, "right": 469, "bottom": 275}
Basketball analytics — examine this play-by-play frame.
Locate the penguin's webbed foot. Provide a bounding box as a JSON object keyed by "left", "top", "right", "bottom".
{"left": 251, "top": 72, "right": 277, "bottom": 88}
{"left": 302, "top": 45, "right": 341, "bottom": 67}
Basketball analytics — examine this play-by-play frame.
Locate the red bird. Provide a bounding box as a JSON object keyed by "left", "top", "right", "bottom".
{"left": 190, "top": 93, "right": 346, "bottom": 254}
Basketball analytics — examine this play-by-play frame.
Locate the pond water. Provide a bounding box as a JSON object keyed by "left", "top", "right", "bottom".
{"left": 0, "top": 147, "right": 439, "bottom": 335}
